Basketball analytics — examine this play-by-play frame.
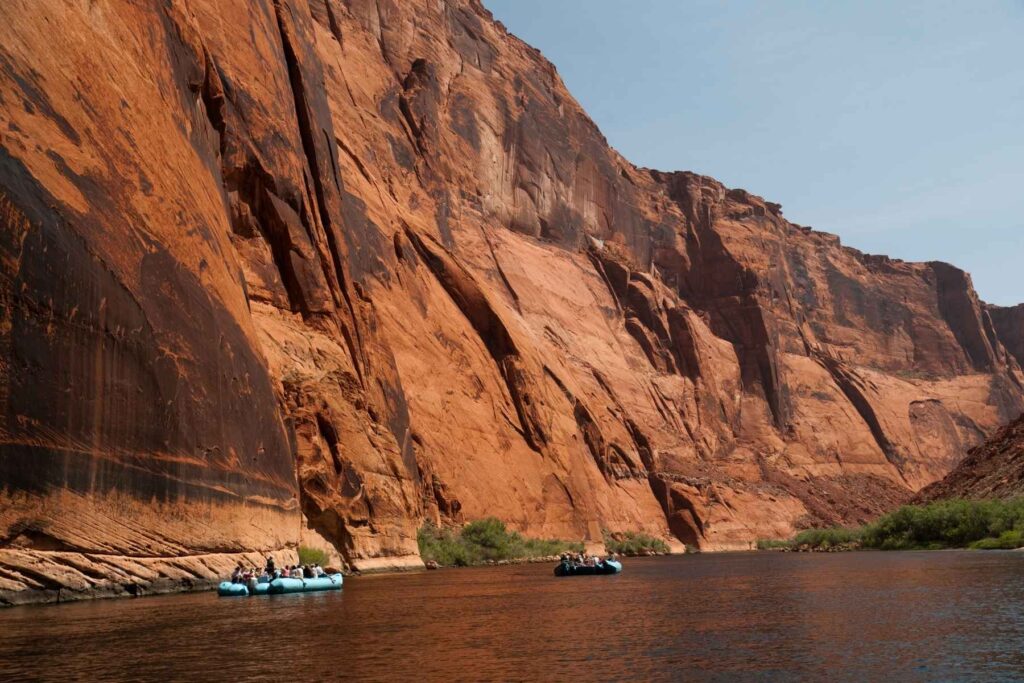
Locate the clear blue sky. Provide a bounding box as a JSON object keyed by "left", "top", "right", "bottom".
{"left": 484, "top": 1, "right": 1024, "bottom": 305}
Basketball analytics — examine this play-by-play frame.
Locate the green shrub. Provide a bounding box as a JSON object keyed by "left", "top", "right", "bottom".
{"left": 297, "top": 546, "right": 330, "bottom": 566}
{"left": 969, "top": 530, "right": 1024, "bottom": 550}
{"left": 792, "top": 527, "right": 862, "bottom": 549}
{"left": 862, "top": 498, "right": 1024, "bottom": 550}
{"left": 756, "top": 538, "right": 793, "bottom": 550}
{"left": 417, "top": 518, "right": 582, "bottom": 567}
{"left": 603, "top": 530, "right": 670, "bottom": 556}
{"left": 757, "top": 498, "right": 1024, "bottom": 552}
{"left": 417, "top": 522, "right": 478, "bottom": 566}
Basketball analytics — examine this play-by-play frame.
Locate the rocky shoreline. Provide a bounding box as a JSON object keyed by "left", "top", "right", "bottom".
{"left": 0, "top": 549, "right": 299, "bottom": 608}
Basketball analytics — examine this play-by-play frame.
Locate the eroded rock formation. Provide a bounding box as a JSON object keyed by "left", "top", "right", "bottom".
{"left": 1, "top": 0, "right": 1021, "bottom": 604}
{"left": 989, "top": 304, "right": 1024, "bottom": 369}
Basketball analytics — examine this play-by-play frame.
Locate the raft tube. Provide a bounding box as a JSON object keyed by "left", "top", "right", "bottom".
{"left": 554, "top": 560, "right": 622, "bottom": 577}
{"left": 217, "top": 578, "right": 272, "bottom": 597}
{"left": 267, "top": 573, "right": 343, "bottom": 594}
{"left": 217, "top": 582, "right": 248, "bottom": 597}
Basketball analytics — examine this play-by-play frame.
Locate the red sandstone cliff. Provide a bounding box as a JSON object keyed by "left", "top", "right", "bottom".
{"left": 1, "top": 0, "right": 1022, "bottom": 604}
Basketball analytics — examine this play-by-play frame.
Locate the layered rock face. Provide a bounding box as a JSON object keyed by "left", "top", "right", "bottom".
{"left": 1, "top": 0, "right": 1021, "bottom": 603}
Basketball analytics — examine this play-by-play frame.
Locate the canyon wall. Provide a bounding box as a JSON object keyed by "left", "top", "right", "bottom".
{"left": 1, "top": 0, "right": 1021, "bottom": 604}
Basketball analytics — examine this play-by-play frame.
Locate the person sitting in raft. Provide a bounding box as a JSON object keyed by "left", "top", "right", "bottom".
{"left": 231, "top": 563, "right": 244, "bottom": 583}
{"left": 291, "top": 566, "right": 303, "bottom": 579}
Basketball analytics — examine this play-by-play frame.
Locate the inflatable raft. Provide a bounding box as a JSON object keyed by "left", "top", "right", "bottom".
{"left": 268, "top": 573, "right": 343, "bottom": 594}
{"left": 554, "top": 560, "right": 622, "bottom": 577}
{"left": 217, "top": 573, "right": 342, "bottom": 597}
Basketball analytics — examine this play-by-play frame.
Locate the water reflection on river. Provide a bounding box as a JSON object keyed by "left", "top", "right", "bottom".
{"left": 4, "top": 551, "right": 1024, "bottom": 681}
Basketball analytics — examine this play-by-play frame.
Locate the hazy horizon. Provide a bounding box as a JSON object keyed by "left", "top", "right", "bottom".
{"left": 485, "top": 0, "right": 1024, "bottom": 306}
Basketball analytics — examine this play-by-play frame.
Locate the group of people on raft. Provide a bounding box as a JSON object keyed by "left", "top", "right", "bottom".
{"left": 229, "top": 555, "right": 327, "bottom": 584}
{"left": 559, "top": 551, "right": 616, "bottom": 568}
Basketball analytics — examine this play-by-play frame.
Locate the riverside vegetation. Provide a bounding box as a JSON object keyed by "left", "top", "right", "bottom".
{"left": 417, "top": 518, "right": 671, "bottom": 567}
{"left": 759, "top": 498, "right": 1024, "bottom": 551}
{"left": 417, "top": 518, "right": 583, "bottom": 567}
{"left": 602, "top": 530, "right": 670, "bottom": 556}
{"left": 297, "top": 546, "right": 330, "bottom": 567}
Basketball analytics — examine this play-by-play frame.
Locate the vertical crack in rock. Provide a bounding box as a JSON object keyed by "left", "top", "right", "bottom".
{"left": 403, "top": 224, "right": 548, "bottom": 452}
{"left": 543, "top": 366, "right": 641, "bottom": 480}
{"left": 273, "top": 0, "right": 364, "bottom": 376}
{"left": 479, "top": 225, "right": 522, "bottom": 313}
{"left": 661, "top": 172, "right": 791, "bottom": 430}
{"left": 647, "top": 474, "right": 706, "bottom": 547}
{"left": 812, "top": 350, "right": 909, "bottom": 484}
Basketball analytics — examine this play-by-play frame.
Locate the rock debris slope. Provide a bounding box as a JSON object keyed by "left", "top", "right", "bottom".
{"left": 1, "top": 0, "right": 1021, "bottom": 603}
{"left": 919, "top": 414, "right": 1024, "bottom": 501}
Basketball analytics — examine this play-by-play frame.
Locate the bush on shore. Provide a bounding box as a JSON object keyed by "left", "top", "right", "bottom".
{"left": 417, "top": 518, "right": 583, "bottom": 567}
{"left": 969, "top": 530, "right": 1024, "bottom": 550}
{"left": 760, "top": 498, "right": 1024, "bottom": 552}
{"left": 861, "top": 498, "right": 1024, "bottom": 550}
{"left": 757, "top": 527, "right": 861, "bottom": 551}
{"left": 297, "top": 546, "right": 330, "bottom": 566}
{"left": 792, "top": 526, "right": 862, "bottom": 549}
{"left": 603, "top": 530, "right": 670, "bottom": 556}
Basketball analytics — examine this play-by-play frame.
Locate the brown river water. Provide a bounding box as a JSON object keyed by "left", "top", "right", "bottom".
{"left": 3, "top": 551, "right": 1024, "bottom": 681}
